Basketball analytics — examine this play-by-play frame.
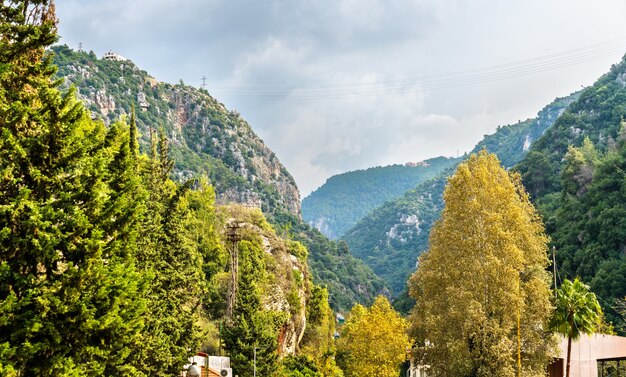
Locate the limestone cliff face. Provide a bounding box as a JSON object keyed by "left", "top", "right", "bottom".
{"left": 227, "top": 207, "right": 311, "bottom": 356}
{"left": 256, "top": 231, "right": 308, "bottom": 356}
{"left": 53, "top": 45, "right": 301, "bottom": 217}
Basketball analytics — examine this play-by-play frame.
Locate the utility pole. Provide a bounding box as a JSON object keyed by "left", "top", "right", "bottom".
{"left": 517, "top": 272, "right": 521, "bottom": 377}
{"left": 253, "top": 346, "right": 257, "bottom": 377}
{"left": 78, "top": 42, "right": 83, "bottom": 52}
{"left": 225, "top": 221, "right": 242, "bottom": 321}
{"left": 201, "top": 76, "right": 207, "bottom": 90}
{"left": 553, "top": 246, "right": 557, "bottom": 293}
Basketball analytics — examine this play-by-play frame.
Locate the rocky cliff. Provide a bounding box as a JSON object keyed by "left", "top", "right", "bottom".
{"left": 52, "top": 45, "right": 388, "bottom": 313}
{"left": 223, "top": 206, "right": 311, "bottom": 356}
{"left": 52, "top": 45, "right": 301, "bottom": 217}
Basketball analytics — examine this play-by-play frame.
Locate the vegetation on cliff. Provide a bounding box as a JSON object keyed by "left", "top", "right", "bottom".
{"left": 302, "top": 157, "right": 459, "bottom": 239}
{"left": 51, "top": 44, "right": 386, "bottom": 314}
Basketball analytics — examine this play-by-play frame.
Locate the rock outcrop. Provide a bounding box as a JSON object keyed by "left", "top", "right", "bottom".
{"left": 53, "top": 45, "right": 301, "bottom": 218}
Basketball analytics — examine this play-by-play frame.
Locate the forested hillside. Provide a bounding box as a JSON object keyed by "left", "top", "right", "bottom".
{"left": 11, "top": 1, "right": 626, "bottom": 376}
{"left": 517, "top": 54, "right": 626, "bottom": 204}
{"left": 302, "top": 157, "right": 459, "bottom": 239}
{"left": 515, "top": 53, "right": 626, "bottom": 331}
{"left": 343, "top": 175, "right": 450, "bottom": 294}
{"left": 471, "top": 93, "right": 580, "bottom": 168}
{"left": 273, "top": 212, "right": 389, "bottom": 310}
{"left": 52, "top": 45, "right": 301, "bottom": 217}
{"left": 52, "top": 45, "right": 385, "bottom": 312}
{"left": 0, "top": 6, "right": 355, "bottom": 373}
{"left": 343, "top": 93, "right": 576, "bottom": 295}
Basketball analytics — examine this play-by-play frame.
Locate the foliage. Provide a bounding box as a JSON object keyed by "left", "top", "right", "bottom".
{"left": 408, "top": 152, "right": 554, "bottom": 377}
{"left": 516, "top": 54, "right": 626, "bottom": 203}
{"left": 548, "top": 127, "right": 626, "bottom": 331}
{"left": 0, "top": 2, "right": 147, "bottom": 375}
{"left": 551, "top": 278, "right": 602, "bottom": 377}
{"left": 336, "top": 296, "right": 410, "bottom": 377}
{"left": 300, "top": 286, "right": 343, "bottom": 377}
{"left": 0, "top": 5, "right": 350, "bottom": 376}
{"left": 282, "top": 355, "right": 322, "bottom": 377}
{"left": 222, "top": 236, "right": 288, "bottom": 377}
{"left": 343, "top": 94, "right": 574, "bottom": 296}
{"left": 391, "top": 289, "right": 416, "bottom": 316}
{"left": 51, "top": 44, "right": 387, "bottom": 315}
{"left": 273, "top": 211, "right": 388, "bottom": 312}
{"left": 302, "top": 157, "right": 459, "bottom": 239}
{"left": 127, "top": 129, "right": 208, "bottom": 376}
{"left": 510, "top": 53, "right": 626, "bottom": 334}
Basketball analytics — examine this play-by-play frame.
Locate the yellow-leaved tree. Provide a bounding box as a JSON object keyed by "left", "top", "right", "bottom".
{"left": 408, "top": 151, "right": 554, "bottom": 377}
{"left": 336, "top": 295, "right": 411, "bottom": 377}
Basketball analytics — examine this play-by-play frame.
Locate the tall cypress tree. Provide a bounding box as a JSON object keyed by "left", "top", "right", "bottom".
{"left": 222, "top": 239, "right": 287, "bottom": 377}
{"left": 129, "top": 104, "right": 139, "bottom": 160}
{"left": 129, "top": 129, "right": 205, "bottom": 376}
{"left": 0, "top": 1, "right": 146, "bottom": 375}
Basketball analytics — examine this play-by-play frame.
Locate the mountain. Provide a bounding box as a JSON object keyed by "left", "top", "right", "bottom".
{"left": 208, "top": 205, "right": 314, "bottom": 357}
{"left": 302, "top": 157, "right": 460, "bottom": 239}
{"left": 343, "top": 174, "right": 450, "bottom": 295}
{"left": 342, "top": 92, "right": 579, "bottom": 295}
{"left": 273, "top": 211, "right": 389, "bottom": 311}
{"left": 517, "top": 53, "right": 626, "bottom": 205}
{"left": 52, "top": 45, "right": 300, "bottom": 217}
{"left": 471, "top": 94, "right": 580, "bottom": 168}
{"left": 51, "top": 45, "right": 386, "bottom": 311}
{"left": 515, "top": 53, "right": 626, "bottom": 330}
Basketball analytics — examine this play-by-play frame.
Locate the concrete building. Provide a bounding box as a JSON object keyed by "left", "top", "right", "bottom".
{"left": 181, "top": 353, "right": 233, "bottom": 377}
{"left": 549, "top": 334, "right": 626, "bottom": 377}
{"left": 102, "top": 51, "right": 127, "bottom": 61}
{"left": 408, "top": 334, "right": 626, "bottom": 377}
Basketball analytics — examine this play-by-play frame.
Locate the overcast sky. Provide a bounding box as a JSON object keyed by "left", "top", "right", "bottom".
{"left": 55, "top": 0, "right": 626, "bottom": 195}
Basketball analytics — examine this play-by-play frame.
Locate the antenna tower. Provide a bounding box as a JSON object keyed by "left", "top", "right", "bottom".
{"left": 225, "top": 221, "right": 242, "bottom": 321}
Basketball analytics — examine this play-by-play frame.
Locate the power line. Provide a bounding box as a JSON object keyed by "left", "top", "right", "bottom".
{"left": 205, "top": 38, "right": 626, "bottom": 102}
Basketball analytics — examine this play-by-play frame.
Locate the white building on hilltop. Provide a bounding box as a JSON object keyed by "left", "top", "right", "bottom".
{"left": 102, "top": 50, "right": 127, "bottom": 61}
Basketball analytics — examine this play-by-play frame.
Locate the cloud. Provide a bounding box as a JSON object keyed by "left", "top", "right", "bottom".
{"left": 55, "top": 0, "right": 626, "bottom": 195}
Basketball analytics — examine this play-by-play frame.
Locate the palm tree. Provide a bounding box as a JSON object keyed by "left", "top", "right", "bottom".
{"left": 551, "top": 278, "right": 602, "bottom": 377}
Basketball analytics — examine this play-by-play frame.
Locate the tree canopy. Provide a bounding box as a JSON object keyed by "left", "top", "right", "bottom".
{"left": 549, "top": 127, "right": 626, "bottom": 331}
{"left": 336, "top": 296, "right": 410, "bottom": 377}
{"left": 409, "top": 151, "right": 554, "bottom": 377}
{"left": 551, "top": 278, "right": 602, "bottom": 377}
{"left": 0, "top": 1, "right": 147, "bottom": 374}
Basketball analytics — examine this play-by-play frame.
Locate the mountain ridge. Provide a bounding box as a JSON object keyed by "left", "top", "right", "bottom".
{"left": 52, "top": 44, "right": 302, "bottom": 217}
{"left": 302, "top": 156, "right": 459, "bottom": 239}
{"left": 52, "top": 45, "right": 388, "bottom": 311}
{"left": 514, "top": 52, "right": 626, "bottom": 330}
{"left": 342, "top": 91, "right": 579, "bottom": 294}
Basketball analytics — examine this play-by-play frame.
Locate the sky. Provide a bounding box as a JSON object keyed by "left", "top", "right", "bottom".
{"left": 54, "top": 0, "right": 626, "bottom": 195}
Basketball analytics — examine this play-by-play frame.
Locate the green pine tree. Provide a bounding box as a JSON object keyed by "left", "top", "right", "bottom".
{"left": 223, "top": 239, "right": 288, "bottom": 377}
{"left": 128, "top": 129, "right": 206, "bottom": 376}
{"left": 129, "top": 104, "right": 139, "bottom": 159}
{"left": 0, "top": 2, "right": 146, "bottom": 375}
